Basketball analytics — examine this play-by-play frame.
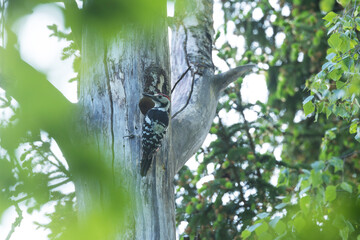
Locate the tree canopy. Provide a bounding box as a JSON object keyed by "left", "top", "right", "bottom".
{"left": 176, "top": 0, "right": 360, "bottom": 239}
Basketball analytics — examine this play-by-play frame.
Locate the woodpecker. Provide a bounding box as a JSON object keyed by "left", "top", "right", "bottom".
{"left": 141, "top": 92, "right": 170, "bottom": 176}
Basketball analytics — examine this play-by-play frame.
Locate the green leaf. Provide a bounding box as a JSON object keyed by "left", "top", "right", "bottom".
{"left": 327, "top": 22, "right": 341, "bottom": 35}
{"left": 300, "top": 186, "right": 311, "bottom": 196}
{"left": 326, "top": 106, "right": 333, "bottom": 118}
{"left": 257, "top": 212, "right": 270, "bottom": 219}
{"left": 340, "top": 182, "right": 353, "bottom": 193}
{"left": 325, "top": 185, "right": 337, "bottom": 202}
{"left": 186, "top": 204, "right": 194, "bottom": 214}
{"left": 328, "top": 69, "right": 343, "bottom": 81}
{"left": 339, "top": 35, "right": 351, "bottom": 53}
{"left": 336, "top": 80, "right": 345, "bottom": 89}
{"left": 350, "top": 122, "right": 358, "bottom": 134}
{"left": 311, "top": 161, "right": 325, "bottom": 171}
{"left": 330, "top": 90, "right": 345, "bottom": 103}
{"left": 225, "top": 181, "right": 233, "bottom": 189}
{"left": 198, "top": 185, "right": 207, "bottom": 193}
{"left": 274, "top": 220, "right": 286, "bottom": 235}
{"left": 258, "top": 232, "right": 272, "bottom": 240}
{"left": 323, "top": 11, "right": 338, "bottom": 23}
{"left": 241, "top": 230, "right": 251, "bottom": 239}
{"left": 354, "top": 131, "right": 360, "bottom": 142}
{"left": 322, "top": 61, "right": 335, "bottom": 70}
{"left": 229, "top": 93, "right": 237, "bottom": 99}
{"left": 294, "top": 216, "right": 306, "bottom": 231}
{"left": 340, "top": 226, "right": 349, "bottom": 240}
{"left": 248, "top": 223, "right": 262, "bottom": 232}
{"left": 300, "top": 196, "right": 310, "bottom": 215}
{"left": 222, "top": 161, "right": 230, "bottom": 169}
{"left": 303, "top": 95, "right": 314, "bottom": 104}
{"left": 337, "top": 0, "right": 350, "bottom": 7}
{"left": 334, "top": 106, "right": 350, "bottom": 118}
{"left": 275, "top": 203, "right": 287, "bottom": 210}
{"left": 255, "top": 222, "right": 269, "bottom": 236}
{"left": 329, "top": 157, "right": 344, "bottom": 172}
{"left": 345, "top": 220, "right": 355, "bottom": 232}
{"left": 303, "top": 101, "right": 315, "bottom": 116}
{"left": 311, "top": 169, "right": 323, "bottom": 187}
{"left": 356, "top": 17, "right": 360, "bottom": 31}
{"left": 326, "top": 52, "right": 337, "bottom": 61}
{"left": 341, "top": 56, "right": 354, "bottom": 71}
{"left": 210, "top": 126, "right": 218, "bottom": 134}
{"left": 328, "top": 33, "right": 342, "bottom": 50}
{"left": 320, "top": 0, "right": 336, "bottom": 12}
{"left": 269, "top": 217, "right": 280, "bottom": 228}
{"left": 196, "top": 203, "right": 203, "bottom": 210}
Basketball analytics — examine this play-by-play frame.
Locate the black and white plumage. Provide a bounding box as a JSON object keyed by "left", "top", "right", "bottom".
{"left": 141, "top": 93, "right": 170, "bottom": 176}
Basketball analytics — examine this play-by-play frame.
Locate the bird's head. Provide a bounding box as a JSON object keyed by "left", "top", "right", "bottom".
{"left": 143, "top": 93, "right": 170, "bottom": 110}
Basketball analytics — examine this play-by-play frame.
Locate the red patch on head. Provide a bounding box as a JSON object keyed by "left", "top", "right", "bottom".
{"left": 158, "top": 93, "right": 171, "bottom": 102}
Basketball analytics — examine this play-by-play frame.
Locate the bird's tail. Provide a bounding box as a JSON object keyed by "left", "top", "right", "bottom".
{"left": 140, "top": 153, "right": 153, "bottom": 176}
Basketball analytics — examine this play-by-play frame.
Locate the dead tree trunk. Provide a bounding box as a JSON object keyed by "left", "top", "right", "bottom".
{"left": 170, "top": 0, "right": 253, "bottom": 173}
{"left": 75, "top": 0, "right": 175, "bottom": 239}
{"left": 75, "top": 0, "right": 253, "bottom": 239}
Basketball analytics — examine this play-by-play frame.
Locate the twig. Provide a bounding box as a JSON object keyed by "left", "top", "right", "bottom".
{"left": 351, "top": 0, "right": 357, "bottom": 17}
{"left": 6, "top": 203, "right": 23, "bottom": 240}
{"left": 236, "top": 91, "right": 262, "bottom": 179}
{"left": 171, "top": 66, "right": 191, "bottom": 94}
{"left": 14, "top": 178, "right": 72, "bottom": 204}
{"left": 171, "top": 72, "right": 196, "bottom": 119}
{"left": 30, "top": 142, "right": 70, "bottom": 178}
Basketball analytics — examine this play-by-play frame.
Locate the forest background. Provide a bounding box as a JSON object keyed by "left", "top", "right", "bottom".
{"left": 0, "top": 0, "right": 360, "bottom": 239}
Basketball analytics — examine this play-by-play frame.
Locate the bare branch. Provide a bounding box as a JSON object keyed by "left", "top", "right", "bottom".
{"left": 170, "top": 64, "right": 254, "bottom": 173}
{"left": 212, "top": 64, "right": 255, "bottom": 91}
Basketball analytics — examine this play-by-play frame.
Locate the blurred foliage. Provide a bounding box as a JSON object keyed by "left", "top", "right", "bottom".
{"left": 305, "top": 5, "right": 360, "bottom": 138}
{"left": 0, "top": 0, "right": 132, "bottom": 239}
{"left": 1, "top": 0, "right": 360, "bottom": 239}
{"left": 176, "top": 0, "right": 360, "bottom": 239}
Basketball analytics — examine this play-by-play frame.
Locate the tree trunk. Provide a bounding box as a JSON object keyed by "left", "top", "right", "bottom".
{"left": 73, "top": 0, "right": 253, "bottom": 239}
{"left": 75, "top": 0, "right": 175, "bottom": 239}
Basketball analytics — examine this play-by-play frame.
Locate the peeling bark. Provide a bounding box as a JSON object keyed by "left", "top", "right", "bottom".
{"left": 76, "top": 0, "right": 176, "bottom": 238}
{"left": 170, "top": 0, "right": 254, "bottom": 173}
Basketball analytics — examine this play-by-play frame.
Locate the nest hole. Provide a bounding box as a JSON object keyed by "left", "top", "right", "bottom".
{"left": 139, "top": 96, "right": 155, "bottom": 115}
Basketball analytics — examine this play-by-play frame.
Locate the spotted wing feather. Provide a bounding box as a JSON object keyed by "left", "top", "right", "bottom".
{"left": 141, "top": 108, "right": 169, "bottom": 176}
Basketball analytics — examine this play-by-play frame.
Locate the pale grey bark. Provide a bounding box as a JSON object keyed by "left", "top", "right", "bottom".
{"left": 76, "top": 1, "right": 175, "bottom": 239}
{"left": 74, "top": 0, "right": 253, "bottom": 239}
{"left": 170, "top": 0, "right": 254, "bottom": 173}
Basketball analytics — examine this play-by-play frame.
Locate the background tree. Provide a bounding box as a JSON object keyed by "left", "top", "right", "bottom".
{"left": 176, "top": 0, "right": 360, "bottom": 239}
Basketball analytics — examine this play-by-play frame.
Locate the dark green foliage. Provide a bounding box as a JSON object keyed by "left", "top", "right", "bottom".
{"left": 177, "top": 0, "right": 360, "bottom": 239}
